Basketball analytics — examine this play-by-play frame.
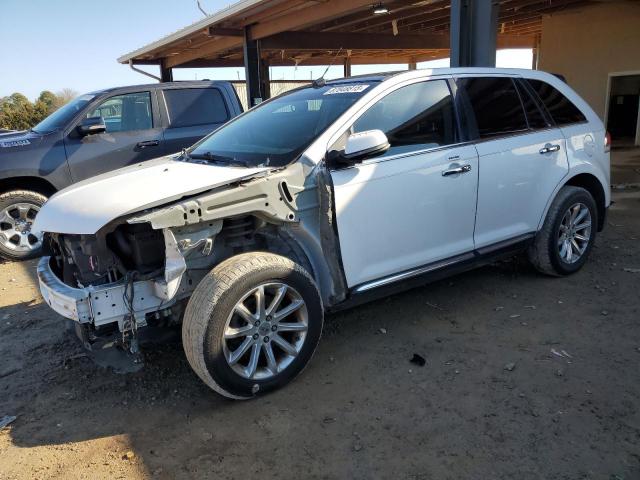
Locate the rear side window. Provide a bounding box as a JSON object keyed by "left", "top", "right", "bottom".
{"left": 163, "top": 88, "right": 228, "bottom": 128}
{"left": 353, "top": 80, "right": 457, "bottom": 156}
{"left": 526, "top": 79, "right": 587, "bottom": 126}
{"left": 458, "top": 77, "right": 527, "bottom": 139}
{"left": 514, "top": 79, "right": 550, "bottom": 130}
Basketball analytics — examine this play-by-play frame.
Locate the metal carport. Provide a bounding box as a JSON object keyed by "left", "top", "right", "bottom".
{"left": 117, "top": 0, "right": 594, "bottom": 108}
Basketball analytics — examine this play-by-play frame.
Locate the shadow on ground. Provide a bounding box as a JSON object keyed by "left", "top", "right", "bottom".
{"left": 1, "top": 188, "right": 640, "bottom": 478}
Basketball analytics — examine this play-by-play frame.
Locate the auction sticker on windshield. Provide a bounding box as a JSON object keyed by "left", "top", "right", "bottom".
{"left": 324, "top": 85, "right": 369, "bottom": 95}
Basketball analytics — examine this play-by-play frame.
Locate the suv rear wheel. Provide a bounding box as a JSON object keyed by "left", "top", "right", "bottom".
{"left": 528, "top": 186, "right": 597, "bottom": 276}
{"left": 0, "top": 190, "right": 47, "bottom": 261}
{"left": 182, "top": 252, "right": 323, "bottom": 399}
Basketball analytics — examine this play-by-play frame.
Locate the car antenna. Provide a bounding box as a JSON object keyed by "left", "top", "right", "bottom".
{"left": 312, "top": 47, "right": 343, "bottom": 88}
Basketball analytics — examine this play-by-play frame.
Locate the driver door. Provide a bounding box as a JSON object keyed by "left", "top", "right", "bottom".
{"left": 64, "top": 91, "right": 164, "bottom": 182}
{"left": 329, "top": 79, "right": 479, "bottom": 288}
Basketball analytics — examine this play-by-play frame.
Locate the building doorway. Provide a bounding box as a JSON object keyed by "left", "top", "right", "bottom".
{"left": 606, "top": 72, "right": 640, "bottom": 147}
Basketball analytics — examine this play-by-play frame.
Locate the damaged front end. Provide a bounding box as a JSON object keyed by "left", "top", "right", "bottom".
{"left": 36, "top": 160, "right": 347, "bottom": 356}
{"left": 38, "top": 222, "right": 197, "bottom": 353}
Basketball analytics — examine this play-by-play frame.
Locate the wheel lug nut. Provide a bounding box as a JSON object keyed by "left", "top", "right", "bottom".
{"left": 271, "top": 324, "right": 277, "bottom": 331}
{"left": 266, "top": 315, "right": 272, "bottom": 322}
{"left": 264, "top": 336, "right": 270, "bottom": 343}
{"left": 252, "top": 333, "right": 259, "bottom": 340}
{"left": 254, "top": 320, "right": 260, "bottom": 326}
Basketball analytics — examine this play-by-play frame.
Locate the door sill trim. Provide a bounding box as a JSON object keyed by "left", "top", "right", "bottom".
{"left": 353, "top": 252, "right": 475, "bottom": 293}
{"left": 349, "top": 232, "right": 535, "bottom": 297}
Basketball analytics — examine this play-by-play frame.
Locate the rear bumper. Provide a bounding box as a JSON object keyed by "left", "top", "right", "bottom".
{"left": 37, "top": 256, "right": 92, "bottom": 323}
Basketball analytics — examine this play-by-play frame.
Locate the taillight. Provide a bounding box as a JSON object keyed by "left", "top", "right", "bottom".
{"left": 604, "top": 131, "right": 611, "bottom": 153}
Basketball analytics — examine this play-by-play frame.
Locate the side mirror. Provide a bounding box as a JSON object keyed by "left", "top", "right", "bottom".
{"left": 342, "top": 129, "right": 390, "bottom": 163}
{"left": 77, "top": 116, "right": 106, "bottom": 136}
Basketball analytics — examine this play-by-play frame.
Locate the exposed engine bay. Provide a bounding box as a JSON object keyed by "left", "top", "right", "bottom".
{"left": 43, "top": 215, "right": 302, "bottom": 349}
{"left": 35, "top": 156, "right": 348, "bottom": 362}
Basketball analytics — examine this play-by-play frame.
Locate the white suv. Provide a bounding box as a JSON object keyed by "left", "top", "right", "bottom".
{"left": 34, "top": 68, "right": 610, "bottom": 399}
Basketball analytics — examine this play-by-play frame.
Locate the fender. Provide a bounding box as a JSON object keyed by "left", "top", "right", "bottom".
{"left": 537, "top": 161, "right": 610, "bottom": 232}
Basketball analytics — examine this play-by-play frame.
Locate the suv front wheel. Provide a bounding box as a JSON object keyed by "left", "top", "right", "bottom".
{"left": 528, "top": 185, "right": 597, "bottom": 276}
{"left": 0, "top": 190, "right": 47, "bottom": 261}
{"left": 182, "top": 252, "right": 323, "bottom": 399}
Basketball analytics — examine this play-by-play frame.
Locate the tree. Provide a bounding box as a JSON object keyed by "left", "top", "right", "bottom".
{"left": 0, "top": 88, "right": 77, "bottom": 130}
{"left": 0, "top": 93, "right": 36, "bottom": 130}
{"left": 33, "top": 90, "right": 59, "bottom": 121}
{"left": 36, "top": 90, "right": 58, "bottom": 111}
{"left": 55, "top": 88, "right": 78, "bottom": 106}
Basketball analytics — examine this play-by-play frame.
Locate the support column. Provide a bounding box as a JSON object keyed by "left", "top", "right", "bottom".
{"left": 408, "top": 59, "right": 417, "bottom": 70}
{"left": 450, "top": 0, "right": 499, "bottom": 67}
{"left": 260, "top": 58, "right": 271, "bottom": 99}
{"left": 243, "top": 27, "right": 269, "bottom": 107}
{"left": 531, "top": 33, "right": 541, "bottom": 70}
{"left": 160, "top": 59, "right": 173, "bottom": 82}
{"left": 343, "top": 57, "right": 352, "bottom": 78}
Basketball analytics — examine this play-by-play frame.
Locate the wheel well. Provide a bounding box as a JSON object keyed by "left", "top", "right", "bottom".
{"left": 0, "top": 176, "right": 57, "bottom": 197}
{"left": 216, "top": 215, "right": 315, "bottom": 279}
{"left": 564, "top": 173, "right": 606, "bottom": 231}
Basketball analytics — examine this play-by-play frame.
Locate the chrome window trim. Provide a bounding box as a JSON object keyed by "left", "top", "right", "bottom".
{"left": 329, "top": 140, "right": 476, "bottom": 171}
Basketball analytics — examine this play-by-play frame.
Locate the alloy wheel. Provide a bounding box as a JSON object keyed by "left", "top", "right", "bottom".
{"left": 0, "top": 202, "right": 42, "bottom": 253}
{"left": 557, "top": 202, "right": 592, "bottom": 264}
{"left": 222, "top": 282, "right": 309, "bottom": 380}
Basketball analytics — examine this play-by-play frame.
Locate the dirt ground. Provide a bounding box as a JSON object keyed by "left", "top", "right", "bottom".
{"left": 1, "top": 149, "right": 640, "bottom": 480}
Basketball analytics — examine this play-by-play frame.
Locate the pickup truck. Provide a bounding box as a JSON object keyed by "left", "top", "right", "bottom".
{"left": 0, "top": 81, "right": 243, "bottom": 261}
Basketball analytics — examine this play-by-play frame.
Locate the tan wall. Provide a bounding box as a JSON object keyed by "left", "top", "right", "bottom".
{"left": 538, "top": 1, "right": 640, "bottom": 120}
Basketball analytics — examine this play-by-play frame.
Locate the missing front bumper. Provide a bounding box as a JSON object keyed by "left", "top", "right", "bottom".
{"left": 37, "top": 256, "right": 92, "bottom": 322}
{"left": 37, "top": 256, "right": 173, "bottom": 329}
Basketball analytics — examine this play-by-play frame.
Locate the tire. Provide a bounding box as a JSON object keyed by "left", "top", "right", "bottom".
{"left": 0, "top": 190, "right": 48, "bottom": 262}
{"left": 182, "top": 252, "right": 323, "bottom": 399}
{"left": 528, "top": 186, "right": 597, "bottom": 276}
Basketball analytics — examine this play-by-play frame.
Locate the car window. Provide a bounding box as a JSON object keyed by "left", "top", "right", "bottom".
{"left": 32, "top": 94, "right": 96, "bottom": 133}
{"left": 189, "top": 82, "right": 374, "bottom": 167}
{"left": 163, "top": 88, "right": 228, "bottom": 128}
{"left": 86, "top": 92, "right": 152, "bottom": 133}
{"left": 515, "top": 79, "right": 550, "bottom": 130}
{"left": 526, "top": 79, "right": 587, "bottom": 126}
{"left": 352, "top": 80, "right": 457, "bottom": 157}
{"left": 458, "top": 77, "right": 527, "bottom": 139}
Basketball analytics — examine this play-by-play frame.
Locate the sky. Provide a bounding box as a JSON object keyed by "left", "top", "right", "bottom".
{"left": 0, "top": 0, "right": 532, "bottom": 101}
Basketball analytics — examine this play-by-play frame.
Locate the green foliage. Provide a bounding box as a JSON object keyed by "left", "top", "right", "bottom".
{"left": 0, "top": 89, "right": 77, "bottom": 131}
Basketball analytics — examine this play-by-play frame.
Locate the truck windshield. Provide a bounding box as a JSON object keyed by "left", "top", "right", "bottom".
{"left": 32, "top": 94, "right": 96, "bottom": 133}
{"left": 189, "top": 82, "right": 376, "bottom": 167}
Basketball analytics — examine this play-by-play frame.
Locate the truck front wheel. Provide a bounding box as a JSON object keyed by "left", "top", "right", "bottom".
{"left": 0, "top": 190, "right": 47, "bottom": 261}
{"left": 182, "top": 252, "right": 323, "bottom": 399}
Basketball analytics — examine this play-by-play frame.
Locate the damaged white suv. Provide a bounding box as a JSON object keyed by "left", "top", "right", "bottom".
{"left": 35, "top": 68, "right": 610, "bottom": 399}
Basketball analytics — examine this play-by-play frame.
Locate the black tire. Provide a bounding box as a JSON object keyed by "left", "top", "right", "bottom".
{"left": 0, "top": 190, "right": 48, "bottom": 262}
{"left": 528, "top": 186, "right": 597, "bottom": 276}
{"left": 182, "top": 252, "right": 323, "bottom": 399}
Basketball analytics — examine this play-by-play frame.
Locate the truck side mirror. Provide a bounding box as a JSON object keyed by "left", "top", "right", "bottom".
{"left": 342, "top": 130, "right": 390, "bottom": 163}
{"left": 77, "top": 116, "right": 106, "bottom": 136}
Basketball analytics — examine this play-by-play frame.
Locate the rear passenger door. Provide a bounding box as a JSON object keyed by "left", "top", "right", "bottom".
{"left": 457, "top": 76, "right": 569, "bottom": 249}
{"left": 526, "top": 78, "right": 597, "bottom": 178}
{"left": 159, "top": 87, "right": 230, "bottom": 155}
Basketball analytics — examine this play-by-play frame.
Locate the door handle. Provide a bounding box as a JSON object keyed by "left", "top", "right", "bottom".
{"left": 136, "top": 140, "right": 159, "bottom": 149}
{"left": 442, "top": 164, "right": 472, "bottom": 176}
{"left": 539, "top": 143, "right": 561, "bottom": 154}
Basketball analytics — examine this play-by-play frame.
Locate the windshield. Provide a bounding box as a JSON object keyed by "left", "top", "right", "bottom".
{"left": 32, "top": 94, "right": 97, "bottom": 133}
{"left": 189, "top": 82, "right": 376, "bottom": 167}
